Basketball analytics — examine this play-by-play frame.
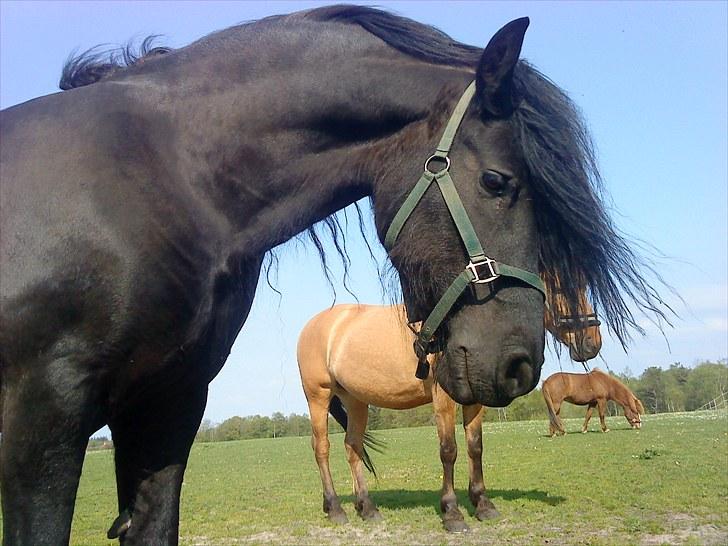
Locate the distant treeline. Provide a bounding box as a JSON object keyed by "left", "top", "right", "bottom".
{"left": 190, "top": 359, "right": 726, "bottom": 443}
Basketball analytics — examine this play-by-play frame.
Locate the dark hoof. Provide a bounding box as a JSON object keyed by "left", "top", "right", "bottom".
{"left": 107, "top": 509, "right": 132, "bottom": 539}
{"left": 475, "top": 506, "right": 500, "bottom": 521}
{"left": 475, "top": 498, "right": 500, "bottom": 521}
{"left": 356, "top": 498, "right": 382, "bottom": 522}
{"left": 327, "top": 509, "right": 349, "bottom": 525}
{"left": 361, "top": 508, "right": 383, "bottom": 522}
{"left": 443, "top": 517, "right": 470, "bottom": 533}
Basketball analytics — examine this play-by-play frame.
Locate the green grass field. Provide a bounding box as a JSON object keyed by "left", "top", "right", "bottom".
{"left": 5, "top": 411, "right": 727, "bottom": 545}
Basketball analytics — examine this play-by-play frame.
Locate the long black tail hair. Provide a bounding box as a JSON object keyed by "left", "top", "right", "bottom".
{"left": 328, "top": 396, "right": 385, "bottom": 476}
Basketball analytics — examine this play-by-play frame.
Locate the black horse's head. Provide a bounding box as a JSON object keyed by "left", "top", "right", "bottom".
{"left": 379, "top": 19, "right": 544, "bottom": 407}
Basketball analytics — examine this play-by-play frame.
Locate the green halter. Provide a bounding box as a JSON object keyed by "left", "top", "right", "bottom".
{"left": 384, "top": 81, "right": 546, "bottom": 379}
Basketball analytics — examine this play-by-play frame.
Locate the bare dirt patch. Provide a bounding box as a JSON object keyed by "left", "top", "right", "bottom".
{"left": 640, "top": 512, "right": 727, "bottom": 546}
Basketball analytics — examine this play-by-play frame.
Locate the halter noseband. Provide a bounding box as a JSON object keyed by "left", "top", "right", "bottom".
{"left": 384, "top": 81, "right": 545, "bottom": 380}
{"left": 556, "top": 313, "right": 601, "bottom": 330}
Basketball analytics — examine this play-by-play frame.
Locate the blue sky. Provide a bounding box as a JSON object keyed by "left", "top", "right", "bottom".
{"left": 1, "top": 1, "right": 726, "bottom": 422}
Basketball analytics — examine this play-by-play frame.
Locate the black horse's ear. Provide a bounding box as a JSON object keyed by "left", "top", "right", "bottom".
{"left": 476, "top": 17, "right": 529, "bottom": 117}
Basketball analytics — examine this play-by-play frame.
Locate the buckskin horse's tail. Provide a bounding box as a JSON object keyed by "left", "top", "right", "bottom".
{"left": 328, "top": 395, "right": 385, "bottom": 476}
{"left": 542, "top": 384, "right": 564, "bottom": 435}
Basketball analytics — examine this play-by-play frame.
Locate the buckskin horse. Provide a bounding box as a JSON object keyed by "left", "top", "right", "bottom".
{"left": 542, "top": 369, "right": 646, "bottom": 435}
{"left": 0, "top": 6, "right": 668, "bottom": 545}
{"left": 297, "top": 286, "right": 601, "bottom": 532}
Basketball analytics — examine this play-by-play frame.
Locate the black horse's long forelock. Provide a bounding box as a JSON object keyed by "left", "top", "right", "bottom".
{"left": 510, "top": 63, "right": 675, "bottom": 345}
{"left": 307, "top": 5, "right": 674, "bottom": 344}
{"left": 58, "top": 6, "right": 674, "bottom": 342}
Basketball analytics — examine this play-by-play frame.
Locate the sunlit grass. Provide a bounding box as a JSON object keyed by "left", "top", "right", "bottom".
{"left": 3, "top": 411, "right": 725, "bottom": 545}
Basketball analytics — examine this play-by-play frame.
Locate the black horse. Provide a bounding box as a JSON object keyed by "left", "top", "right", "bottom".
{"left": 0, "top": 6, "right": 667, "bottom": 545}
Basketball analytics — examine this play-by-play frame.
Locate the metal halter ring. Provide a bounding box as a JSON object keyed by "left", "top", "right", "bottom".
{"left": 424, "top": 154, "right": 450, "bottom": 175}
{"left": 467, "top": 256, "right": 500, "bottom": 284}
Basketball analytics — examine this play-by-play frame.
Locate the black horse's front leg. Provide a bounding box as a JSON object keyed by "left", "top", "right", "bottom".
{"left": 108, "top": 384, "right": 208, "bottom": 546}
{"left": 1, "top": 356, "right": 102, "bottom": 546}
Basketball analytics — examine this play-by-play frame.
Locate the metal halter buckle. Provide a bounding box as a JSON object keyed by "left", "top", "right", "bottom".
{"left": 467, "top": 256, "right": 500, "bottom": 284}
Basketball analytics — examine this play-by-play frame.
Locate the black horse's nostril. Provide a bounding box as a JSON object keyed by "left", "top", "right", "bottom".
{"left": 500, "top": 354, "right": 534, "bottom": 399}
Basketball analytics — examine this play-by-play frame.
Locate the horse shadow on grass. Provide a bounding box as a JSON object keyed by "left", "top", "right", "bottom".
{"left": 341, "top": 488, "right": 565, "bottom": 517}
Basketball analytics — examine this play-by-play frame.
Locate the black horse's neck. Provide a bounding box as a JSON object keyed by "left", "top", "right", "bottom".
{"left": 123, "top": 19, "right": 473, "bottom": 256}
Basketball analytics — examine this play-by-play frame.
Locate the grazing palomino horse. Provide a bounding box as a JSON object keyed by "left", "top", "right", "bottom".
{"left": 542, "top": 369, "right": 645, "bottom": 436}
{"left": 1, "top": 6, "right": 669, "bottom": 545}
{"left": 297, "top": 287, "right": 601, "bottom": 532}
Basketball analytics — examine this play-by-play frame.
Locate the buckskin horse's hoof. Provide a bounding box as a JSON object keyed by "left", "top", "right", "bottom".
{"left": 443, "top": 517, "right": 470, "bottom": 533}
{"left": 476, "top": 507, "right": 500, "bottom": 521}
{"left": 327, "top": 509, "right": 349, "bottom": 525}
{"left": 356, "top": 498, "right": 382, "bottom": 522}
{"left": 361, "top": 508, "right": 383, "bottom": 522}
{"left": 475, "top": 500, "right": 500, "bottom": 521}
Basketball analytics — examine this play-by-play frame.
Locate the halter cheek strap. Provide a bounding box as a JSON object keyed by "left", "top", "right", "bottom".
{"left": 384, "top": 81, "right": 545, "bottom": 379}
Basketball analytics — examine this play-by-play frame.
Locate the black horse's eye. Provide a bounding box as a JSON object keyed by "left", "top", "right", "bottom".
{"left": 480, "top": 170, "right": 510, "bottom": 195}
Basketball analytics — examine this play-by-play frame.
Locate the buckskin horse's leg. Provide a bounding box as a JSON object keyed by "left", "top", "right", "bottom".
{"left": 597, "top": 399, "right": 610, "bottom": 432}
{"left": 306, "top": 389, "right": 348, "bottom": 524}
{"left": 432, "top": 382, "right": 468, "bottom": 533}
{"left": 582, "top": 402, "right": 596, "bottom": 433}
{"left": 1, "top": 359, "right": 100, "bottom": 546}
{"left": 107, "top": 383, "right": 208, "bottom": 546}
{"left": 339, "top": 396, "right": 381, "bottom": 522}
{"left": 462, "top": 404, "right": 499, "bottom": 520}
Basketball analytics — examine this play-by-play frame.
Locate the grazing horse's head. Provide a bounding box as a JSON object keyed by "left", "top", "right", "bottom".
{"left": 625, "top": 397, "right": 645, "bottom": 428}
{"left": 380, "top": 19, "right": 545, "bottom": 407}
{"left": 544, "top": 277, "right": 603, "bottom": 362}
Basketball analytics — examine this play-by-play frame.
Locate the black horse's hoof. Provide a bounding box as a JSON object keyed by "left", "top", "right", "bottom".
{"left": 107, "top": 509, "right": 132, "bottom": 539}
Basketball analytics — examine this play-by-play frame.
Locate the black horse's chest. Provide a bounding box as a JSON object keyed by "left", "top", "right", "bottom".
{"left": 106, "top": 251, "right": 262, "bottom": 412}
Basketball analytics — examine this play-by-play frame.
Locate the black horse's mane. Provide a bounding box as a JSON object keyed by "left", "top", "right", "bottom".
{"left": 59, "top": 5, "right": 673, "bottom": 344}
{"left": 59, "top": 36, "right": 171, "bottom": 91}
{"left": 304, "top": 5, "right": 482, "bottom": 66}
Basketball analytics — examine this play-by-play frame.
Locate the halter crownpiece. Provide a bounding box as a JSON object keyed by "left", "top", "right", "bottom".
{"left": 384, "top": 80, "right": 546, "bottom": 380}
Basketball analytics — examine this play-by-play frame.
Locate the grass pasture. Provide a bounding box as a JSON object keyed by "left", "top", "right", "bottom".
{"left": 17, "top": 411, "right": 728, "bottom": 545}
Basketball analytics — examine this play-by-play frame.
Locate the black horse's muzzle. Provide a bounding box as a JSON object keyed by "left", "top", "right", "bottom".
{"left": 437, "top": 342, "right": 542, "bottom": 407}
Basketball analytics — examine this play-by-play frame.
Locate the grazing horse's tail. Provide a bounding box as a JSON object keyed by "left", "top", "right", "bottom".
{"left": 542, "top": 384, "right": 564, "bottom": 434}
{"left": 328, "top": 395, "right": 385, "bottom": 476}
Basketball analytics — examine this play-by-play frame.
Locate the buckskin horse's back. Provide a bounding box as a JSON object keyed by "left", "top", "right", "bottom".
{"left": 297, "top": 304, "right": 432, "bottom": 409}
